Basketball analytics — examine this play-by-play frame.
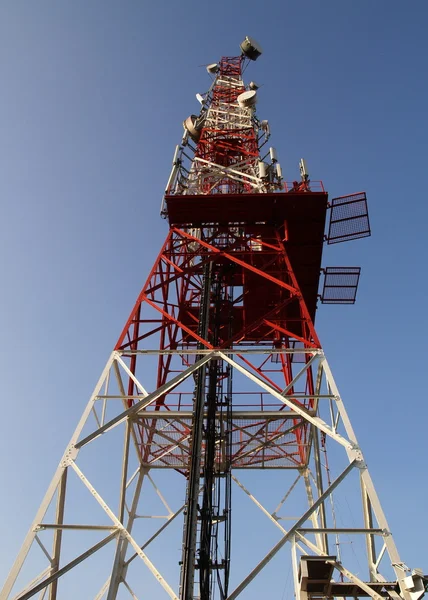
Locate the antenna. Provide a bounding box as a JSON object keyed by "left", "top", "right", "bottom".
{"left": 5, "top": 38, "right": 421, "bottom": 600}
{"left": 183, "top": 114, "right": 203, "bottom": 142}
{"left": 206, "top": 63, "right": 219, "bottom": 74}
{"left": 299, "top": 158, "right": 309, "bottom": 181}
{"left": 237, "top": 90, "right": 257, "bottom": 108}
{"left": 240, "top": 36, "right": 263, "bottom": 61}
{"left": 260, "top": 120, "right": 270, "bottom": 137}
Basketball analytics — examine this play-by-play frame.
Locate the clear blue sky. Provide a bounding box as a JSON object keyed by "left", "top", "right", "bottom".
{"left": 1, "top": 0, "right": 427, "bottom": 596}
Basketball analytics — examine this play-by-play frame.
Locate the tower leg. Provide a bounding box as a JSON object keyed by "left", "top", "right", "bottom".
{"left": 48, "top": 469, "right": 67, "bottom": 600}
{"left": 0, "top": 345, "right": 417, "bottom": 599}
{"left": 106, "top": 463, "right": 147, "bottom": 599}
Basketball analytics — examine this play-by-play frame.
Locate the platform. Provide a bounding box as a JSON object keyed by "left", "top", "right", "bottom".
{"left": 299, "top": 556, "right": 399, "bottom": 598}
{"left": 166, "top": 191, "right": 329, "bottom": 325}
{"left": 165, "top": 190, "right": 328, "bottom": 229}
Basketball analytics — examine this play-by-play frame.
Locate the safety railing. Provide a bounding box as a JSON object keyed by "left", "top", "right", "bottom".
{"left": 283, "top": 181, "right": 325, "bottom": 193}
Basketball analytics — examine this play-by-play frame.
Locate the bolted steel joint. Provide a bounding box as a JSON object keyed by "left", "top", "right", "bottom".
{"left": 61, "top": 445, "right": 78, "bottom": 467}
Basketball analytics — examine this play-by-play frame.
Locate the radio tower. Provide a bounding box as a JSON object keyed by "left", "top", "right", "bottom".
{"left": 2, "top": 38, "right": 426, "bottom": 600}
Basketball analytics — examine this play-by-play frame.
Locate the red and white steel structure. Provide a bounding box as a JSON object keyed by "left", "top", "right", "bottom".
{"left": 1, "top": 38, "right": 426, "bottom": 600}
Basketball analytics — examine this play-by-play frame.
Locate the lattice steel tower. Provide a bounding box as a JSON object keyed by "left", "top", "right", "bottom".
{"left": 2, "top": 38, "right": 426, "bottom": 600}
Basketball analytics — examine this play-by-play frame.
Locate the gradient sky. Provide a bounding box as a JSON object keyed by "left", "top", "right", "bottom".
{"left": 1, "top": 0, "right": 427, "bottom": 596}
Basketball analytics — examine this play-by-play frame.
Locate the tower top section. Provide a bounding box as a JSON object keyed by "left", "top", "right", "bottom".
{"left": 161, "top": 36, "right": 293, "bottom": 216}
{"left": 161, "top": 38, "right": 328, "bottom": 229}
{"left": 161, "top": 36, "right": 331, "bottom": 227}
{"left": 161, "top": 39, "right": 372, "bottom": 310}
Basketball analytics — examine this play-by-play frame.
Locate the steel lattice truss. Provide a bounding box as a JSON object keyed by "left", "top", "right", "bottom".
{"left": 186, "top": 57, "right": 261, "bottom": 195}
{"left": 0, "top": 347, "right": 411, "bottom": 600}
{"left": 1, "top": 229, "right": 415, "bottom": 600}
{"left": 163, "top": 55, "right": 280, "bottom": 201}
{"left": 2, "top": 44, "right": 423, "bottom": 600}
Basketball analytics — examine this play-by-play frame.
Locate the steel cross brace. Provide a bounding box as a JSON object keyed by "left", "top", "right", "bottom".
{"left": 218, "top": 352, "right": 355, "bottom": 453}
{"left": 226, "top": 459, "right": 357, "bottom": 600}
{"left": 0, "top": 352, "right": 119, "bottom": 600}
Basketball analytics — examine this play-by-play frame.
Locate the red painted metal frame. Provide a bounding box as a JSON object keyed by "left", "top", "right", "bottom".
{"left": 114, "top": 225, "right": 321, "bottom": 468}
{"left": 195, "top": 56, "right": 259, "bottom": 194}
{"left": 112, "top": 54, "right": 329, "bottom": 470}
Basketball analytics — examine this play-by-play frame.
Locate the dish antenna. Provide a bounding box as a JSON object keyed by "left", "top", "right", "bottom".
{"left": 237, "top": 90, "right": 257, "bottom": 108}
{"left": 240, "top": 36, "right": 263, "bottom": 61}
{"left": 206, "top": 63, "right": 219, "bottom": 74}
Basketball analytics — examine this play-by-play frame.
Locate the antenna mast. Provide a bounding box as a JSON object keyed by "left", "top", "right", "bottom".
{"left": 2, "top": 37, "right": 426, "bottom": 600}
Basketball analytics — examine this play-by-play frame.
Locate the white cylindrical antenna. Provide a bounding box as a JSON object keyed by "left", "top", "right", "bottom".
{"left": 258, "top": 161, "right": 268, "bottom": 179}
{"left": 181, "top": 129, "right": 189, "bottom": 146}
{"left": 165, "top": 164, "right": 179, "bottom": 195}
{"left": 269, "top": 147, "right": 278, "bottom": 162}
{"left": 237, "top": 90, "right": 257, "bottom": 108}
{"left": 299, "top": 158, "right": 308, "bottom": 179}
{"left": 206, "top": 63, "right": 219, "bottom": 74}
{"left": 189, "top": 228, "right": 201, "bottom": 240}
{"left": 276, "top": 163, "right": 283, "bottom": 180}
{"left": 196, "top": 93, "right": 205, "bottom": 105}
{"left": 172, "top": 145, "right": 180, "bottom": 165}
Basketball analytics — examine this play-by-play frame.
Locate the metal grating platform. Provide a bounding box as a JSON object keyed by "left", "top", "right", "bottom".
{"left": 299, "top": 556, "right": 400, "bottom": 598}
{"left": 327, "top": 192, "right": 371, "bottom": 244}
{"left": 135, "top": 412, "right": 311, "bottom": 469}
{"left": 320, "top": 267, "right": 361, "bottom": 304}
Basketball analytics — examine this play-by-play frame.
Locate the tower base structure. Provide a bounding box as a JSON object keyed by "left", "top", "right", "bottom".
{"left": 1, "top": 219, "right": 424, "bottom": 600}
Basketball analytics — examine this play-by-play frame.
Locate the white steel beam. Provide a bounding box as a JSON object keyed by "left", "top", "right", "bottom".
{"left": 321, "top": 356, "right": 408, "bottom": 594}
{"left": 75, "top": 352, "right": 215, "bottom": 449}
{"left": 104, "top": 466, "right": 146, "bottom": 599}
{"left": 48, "top": 469, "right": 67, "bottom": 600}
{"left": 12, "top": 568, "right": 51, "bottom": 600}
{"left": 121, "top": 348, "right": 320, "bottom": 356}
{"left": 231, "top": 475, "right": 308, "bottom": 555}
{"left": 218, "top": 353, "right": 354, "bottom": 452}
{"left": 227, "top": 459, "right": 357, "bottom": 600}
{"left": 13, "top": 532, "right": 118, "bottom": 600}
{"left": 0, "top": 352, "right": 118, "bottom": 600}
{"left": 70, "top": 462, "right": 178, "bottom": 600}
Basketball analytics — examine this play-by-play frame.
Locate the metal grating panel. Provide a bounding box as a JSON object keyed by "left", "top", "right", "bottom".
{"left": 137, "top": 414, "right": 309, "bottom": 468}
{"left": 321, "top": 267, "right": 361, "bottom": 304}
{"left": 327, "top": 192, "right": 370, "bottom": 244}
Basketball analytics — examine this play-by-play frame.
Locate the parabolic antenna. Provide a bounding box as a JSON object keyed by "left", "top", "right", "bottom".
{"left": 240, "top": 36, "right": 263, "bottom": 61}
{"left": 206, "top": 63, "right": 219, "bottom": 74}
{"left": 183, "top": 115, "right": 203, "bottom": 142}
{"left": 237, "top": 89, "right": 257, "bottom": 108}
